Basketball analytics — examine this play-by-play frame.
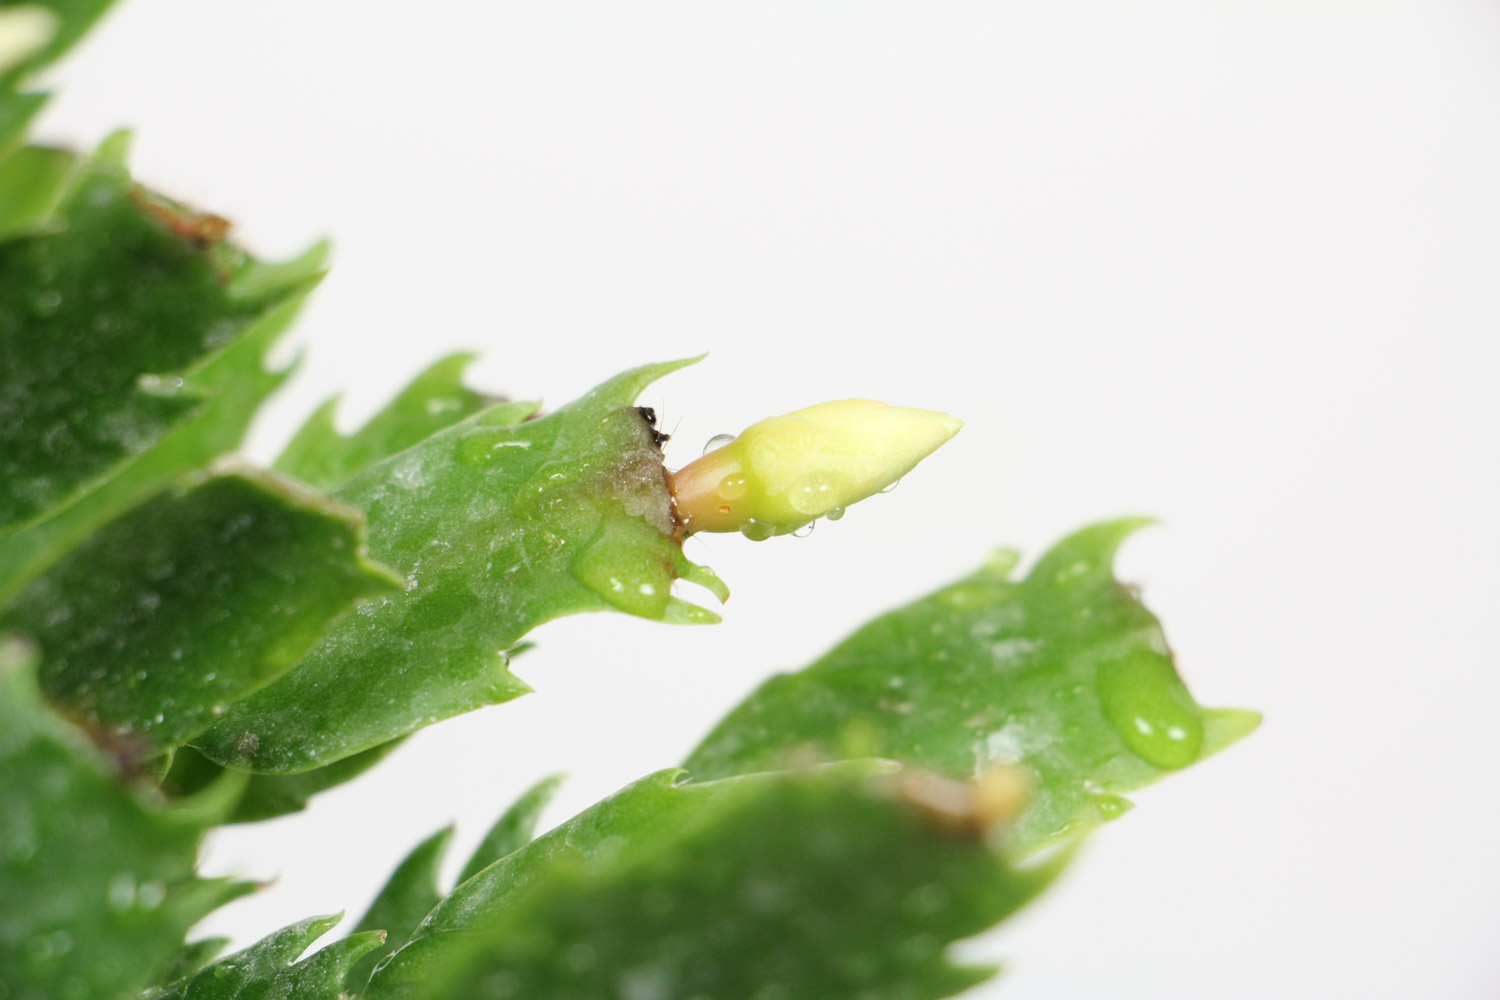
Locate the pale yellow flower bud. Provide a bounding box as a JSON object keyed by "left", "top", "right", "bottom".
{"left": 670, "top": 400, "right": 962, "bottom": 538}
{"left": 0, "top": 6, "right": 57, "bottom": 77}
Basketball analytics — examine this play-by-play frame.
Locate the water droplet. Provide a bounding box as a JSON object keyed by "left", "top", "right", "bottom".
{"left": 564, "top": 943, "right": 597, "bottom": 972}
{"left": 25, "top": 931, "right": 68, "bottom": 964}
{"left": 425, "top": 396, "right": 463, "bottom": 415}
{"left": 107, "top": 873, "right": 136, "bottom": 911}
{"left": 898, "top": 933, "right": 940, "bottom": 962}
{"left": 1096, "top": 650, "right": 1204, "bottom": 769}
{"left": 30, "top": 289, "right": 61, "bottom": 317}
{"left": 702, "top": 433, "right": 736, "bottom": 456}
{"left": 1091, "top": 792, "right": 1133, "bottom": 820}
{"left": 904, "top": 882, "right": 950, "bottom": 916}
{"left": 825, "top": 506, "right": 845, "bottom": 521}
{"left": 1054, "top": 559, "right": 1093, "bottom": 586}
{"left": 879, "top": 478, "right": 901, "bottom": 494}
{"left": 5, "top": 827, "right": 37, "bottom": 863}
{"left": 456, "top": 428, "right": 531, "bottom": 465}
{"left": 136, "top": 880, "right": 166, "bottom": 909}
{"left": 136, "top": 374, "right": 185, "bottom": 397}
{"left": 618, "top": 963, "right": 676, "bottom": 1000}
{"left": 791, "top": 522, "right": 815, "bottom": 538}
{"left": 739, "top": 519, "right": 775, "bottom": 542}
{"left": 716, "top": 474, "right": 748, "bottom": 501}
{"left": 486, "top": 971, "right": 520, "bottom": 997}
{"left": 788, "top": 475, "right": 836, "bottom": 515}
{"left": 567, "top": 521, "right": 670, "bottom": 618}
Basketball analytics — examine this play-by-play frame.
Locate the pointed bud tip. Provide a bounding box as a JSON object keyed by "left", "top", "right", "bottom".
{"left": 671, "top": 398, "right": 962, "bottom": 536}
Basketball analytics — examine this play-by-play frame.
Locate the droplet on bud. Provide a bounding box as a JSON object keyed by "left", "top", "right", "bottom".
{"left": 738, "top": 519, "right": 775, "bottom": 542}
{"left": 703, "top": 433, "right": 737, "bottom": 456}
{"left": 791, "top": 522, "right": 815, "bottom": 538}
{"left": 716, "top": 475, "right": 749, "bottom": 501}
{"left": 789, "top": 475, "right": 837, "bottom": 516}
{"left": 826, "top": 506, "right": 846, "bottom": 521}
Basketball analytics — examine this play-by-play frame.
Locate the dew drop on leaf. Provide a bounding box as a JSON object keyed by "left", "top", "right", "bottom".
{"left": 1095, "top": 650, "right": 1204, "bottom": 769}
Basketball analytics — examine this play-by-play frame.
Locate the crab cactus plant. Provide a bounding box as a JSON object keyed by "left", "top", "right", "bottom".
{"left": 0, "top": 4, "right": 1257, "bottom": 999}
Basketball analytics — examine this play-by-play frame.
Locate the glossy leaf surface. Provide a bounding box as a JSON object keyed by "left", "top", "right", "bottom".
{"left": 194, "top": 361, "right": 724, "bottom": 774}
{"left": 369, "top": 764, "right": 1057, "bottom": 1000}
{"left": 2, "top": 469, "right": 399, "bottom": 755}
{"left": 0, "top": 144, "right": 75, "bottom": 240}
{"left": 276, "top": 353, "right": 501, "bottom": 492}
{"left": 0, "top": 640, "right": 245, "bottom": 1000}
{"left": 341, "top": 776, "right": 566, "bottom": 992}
{"left": 345, "top": 827, "right": 454, "bottom": 993}
{"left": 160, "top": 741, "right": 404, "bottom": 824}
{"left": 155, "top": 938, "right": 230, "bottom": 987}
{"left": 686, "top": 521, "right": 1260, "bottom": 853}
{"left": 0, "top": 145, "right": 325, "bottom": 604}
{"left": 456, "top": 773, "right": 565, "bottom": 885}
{"left": 0, "top": 92, "right": 45, "bottom": 156}
{"left": 0, "top": 144, "right": 287, "bottom": 537}
{"left": 145, "top": 914, "right": 385, "bottom": 1000}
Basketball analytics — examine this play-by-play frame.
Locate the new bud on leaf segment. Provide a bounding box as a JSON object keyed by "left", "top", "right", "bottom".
{"left": 670, "top": 399, "right": 962, "bottom": 538}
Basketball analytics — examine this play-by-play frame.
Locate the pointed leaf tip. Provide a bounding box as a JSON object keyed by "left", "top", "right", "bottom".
{"left": 685, "top": 520, "right": 1257, "bottom": 855}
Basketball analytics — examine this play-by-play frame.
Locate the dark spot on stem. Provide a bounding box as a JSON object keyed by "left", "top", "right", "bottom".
{"left": 637, "top": 406, "right": 670, "bottom": 449}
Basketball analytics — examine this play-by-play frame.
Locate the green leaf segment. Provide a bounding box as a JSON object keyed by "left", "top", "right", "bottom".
{"left": 365, "top": 764, "right": 1059, "bottom": 1000}
{"left": 162, "top": 740, "right": 405, "bottom": 825}
{"left": 0, "top": 119, "right": 726, "bottom": 783}
{"left": 0, "top": 640, "right": 249, "bottom": 1000}
{"left": 2, "top": 468, "right": 400, "bottom": 758}
{"left": 145, "top": 914, "right": 385, "bottom": 1000}
{"left": 0, "top": 135, "right": 327, "bottom": 606}
{"left": 191, "top": 359, "right": 726, "bottom": 774}
{"left": 274, "top": 353, "right": 498, "bottom": 493}
{"left": 6, "top": 351, "right": 726, "bottom": 781}
{"left": 686, "top": 520, "right": 1260, "bottom": 853}
{"left": 0, "top": 143, "right": 309, "bottom": 542}
{"left": 342, "top": 775, "right": 563, "bottom": 992}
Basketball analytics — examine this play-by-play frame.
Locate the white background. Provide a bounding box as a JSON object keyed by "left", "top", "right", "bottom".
{"left": 31, "top": 1, "right": 1500, "bottom": 996}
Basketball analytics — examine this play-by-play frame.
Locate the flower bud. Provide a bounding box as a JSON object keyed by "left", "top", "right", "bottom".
{"left": 0, "top": 6, "right": 58, "bottom": 76}
{"left": 670, "top": 400, "right": 962, "bottom": 538}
